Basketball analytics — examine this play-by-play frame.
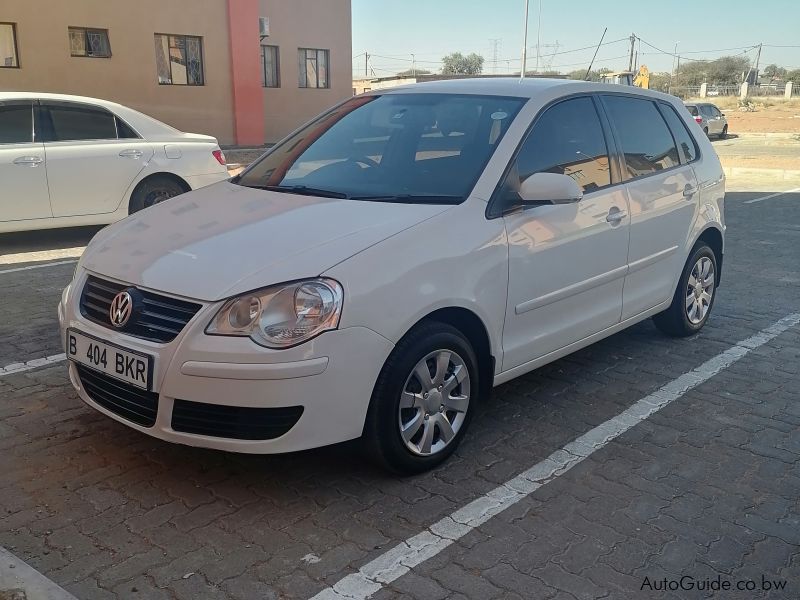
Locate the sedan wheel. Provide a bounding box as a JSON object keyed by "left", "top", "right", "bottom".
{"left": 398, "top": 349, "right": 470, "bottom": 456}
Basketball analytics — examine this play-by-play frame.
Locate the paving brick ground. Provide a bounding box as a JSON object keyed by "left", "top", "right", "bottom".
{"left": 1, "top": 183, "right": 799, "bottom": 599}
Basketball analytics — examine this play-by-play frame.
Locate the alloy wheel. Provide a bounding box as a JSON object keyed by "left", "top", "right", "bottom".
{"left": 685, "top": 256, "right": 715, "bottom": 324}
{"left": 398, "top": 349, "right": 470, "bottom": 456}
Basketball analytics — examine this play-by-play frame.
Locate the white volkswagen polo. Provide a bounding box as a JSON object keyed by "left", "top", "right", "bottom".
{"left": 1, "top": 92, "right": 229, "bottom": 233}
{"left": 59, "top": 79, "right": 725, "bottom": 473}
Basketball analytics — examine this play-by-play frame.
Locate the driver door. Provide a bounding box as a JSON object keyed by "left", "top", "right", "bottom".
{"left": 500, "top": 96, "right": 630, "bottom": 371}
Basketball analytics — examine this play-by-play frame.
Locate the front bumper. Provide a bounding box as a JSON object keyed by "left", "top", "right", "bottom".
{"left": 59, "top": 271, "right": 394, "bottom": 454}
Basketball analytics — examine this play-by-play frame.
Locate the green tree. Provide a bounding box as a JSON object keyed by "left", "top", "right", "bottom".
{"left": 763, "top": 64, "right": 787, "bottom": 79}
{"left": 441, "top": 52, "right": 484, "bottom": 75}
{"left": 786, "top": 69, "right": 800, "bottom": 84}
{"left": 676, "top": 55, "right": 750, "bottom": 86}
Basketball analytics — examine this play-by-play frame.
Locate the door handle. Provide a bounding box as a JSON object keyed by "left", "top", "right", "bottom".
{"left": 119, "top": 149, "right": 143, "bottom": 159}
{"left": 683, "top": 184, "right": 698, "bottom": 199}
{"left": 606, "top": 208, "right": 627, "bottom": 223}
{"left": 13, "top": 155, "right": 43, "bottom": 167}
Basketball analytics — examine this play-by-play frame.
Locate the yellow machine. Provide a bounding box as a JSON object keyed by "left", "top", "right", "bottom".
{"left": 599, "top": 65, "right": 650, "bottom": 88}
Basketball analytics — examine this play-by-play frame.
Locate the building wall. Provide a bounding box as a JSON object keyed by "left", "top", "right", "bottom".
{"left": 259, "top": 0, "right": 352, "bottom": 143}
{"left": 0, "top": 0, "right": 237, "bottom": 144}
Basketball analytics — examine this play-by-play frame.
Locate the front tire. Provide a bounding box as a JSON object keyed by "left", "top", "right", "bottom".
{"left": 653, "top": 243, "right": 717, "bottom": 337}
{"left": 719, "top": 125, "right": 728, "bottom": 139}
{"left": 363, "top": 322, "right": 479, "bottom": 474}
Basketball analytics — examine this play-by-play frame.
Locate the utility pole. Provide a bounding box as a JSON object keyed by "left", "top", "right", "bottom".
{"left": 668, "top": 41, "right": 678, "bottom": 94}
{"left": 753, "top": 42, "right": 763, "bottom": 84}
{"left": 365, "top": 52, "right": 369, "bottom": 78}
{"left": 628, "top": 33, "right": 636, "bottom": 72}
{"left": 411, "top": 53, "right": 416, "bottom": 77}
{"left": 520, "top": 0, "right": 530, "bottom": 79}
{"left": 489, "top": 38, "right": 501, "bottom": 74}
{"left": 534, "top": 0, "right": 542, "bottom": 73}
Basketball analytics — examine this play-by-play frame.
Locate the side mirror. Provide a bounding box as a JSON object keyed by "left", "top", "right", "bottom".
{"left": 720, "top": 112, "right": 725, "bottom": 117}
{"left": 518, "top": 172, "right": 583, "bottom": 205}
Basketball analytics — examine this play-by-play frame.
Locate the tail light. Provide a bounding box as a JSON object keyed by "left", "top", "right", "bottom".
{"left": 212, "top": 149, "right": 226, "bottom": 165}
{"left": 694, "top": 116, "right": 703, "bottom": 124}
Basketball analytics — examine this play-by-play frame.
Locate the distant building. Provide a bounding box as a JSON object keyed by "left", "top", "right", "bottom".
{"left": 0, "top": 0, "right": 352, "bottom": 145}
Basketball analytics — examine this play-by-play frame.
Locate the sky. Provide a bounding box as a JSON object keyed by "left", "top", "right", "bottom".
{"left": 352, "top": 0, "right": 800, "bottom": 77}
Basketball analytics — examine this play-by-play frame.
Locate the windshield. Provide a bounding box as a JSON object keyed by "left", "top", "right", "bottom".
{"left": 235, "top": 93, "right": 526, "bottom": 203}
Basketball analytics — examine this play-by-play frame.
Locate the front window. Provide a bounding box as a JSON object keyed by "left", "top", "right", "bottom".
{"left": 298, "top": 48, "right": 329, "bottom": 88}
{"left": 154, "top": 34, "right": 204, "bottom": 85}
{"left": 69, "top": 27, "right": 111, "bottom": 58}
{"left": 236, "top": 93, "right": 526, "bottom": 203}
{"left": 0, "top": 23, "right": 19, "bottom": 68}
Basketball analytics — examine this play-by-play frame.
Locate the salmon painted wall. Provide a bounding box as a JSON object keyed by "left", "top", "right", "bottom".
{"left": 227, "top": 0, "right": 265, "bottom": 145}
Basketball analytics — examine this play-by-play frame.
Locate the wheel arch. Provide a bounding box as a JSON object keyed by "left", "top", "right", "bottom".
{"left": 126, "top": 172, "right": 191, "bottom": 213}
{"left": 405, "top": 306, "right": 496, "bottom": 399}
{"left": 695, "top": 225, "right": 724, "bottom": 285}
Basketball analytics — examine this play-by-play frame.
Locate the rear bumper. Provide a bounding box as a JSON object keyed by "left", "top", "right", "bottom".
{"left": 185, "top": 171, "right": 229, "bottom": 190}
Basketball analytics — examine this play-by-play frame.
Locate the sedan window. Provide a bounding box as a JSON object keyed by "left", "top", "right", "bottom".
{"left": 236, "top": 93, "right": 526, "bottom": 203}
{"left": 41, "top": 102, "right": 117, "bottom": 142}
{"left": 0, "top": 101, "right": 33, "bottom": 144}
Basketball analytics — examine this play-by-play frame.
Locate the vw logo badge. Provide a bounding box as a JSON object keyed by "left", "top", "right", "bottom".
{"left": 109, "top": 291, "right": 134, "bottom": 328}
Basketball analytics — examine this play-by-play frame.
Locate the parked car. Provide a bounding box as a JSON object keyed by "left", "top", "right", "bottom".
{"left": 59, "top": 79, "right": 725, "bottom": 473}
{"left": 0, "top": 92, "right": 229, "bottom": 234}
{"left": 684, "top": 102, "right": 728, "bottom": 139}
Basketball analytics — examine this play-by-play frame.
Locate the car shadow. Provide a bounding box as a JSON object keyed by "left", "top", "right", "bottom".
{"left": 0, "top": 225, "right": 104, "bottom": 256}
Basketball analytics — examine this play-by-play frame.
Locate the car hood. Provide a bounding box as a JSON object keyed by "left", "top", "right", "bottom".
{"left": 80, "top": 182, "right": 450, "bottom": 301}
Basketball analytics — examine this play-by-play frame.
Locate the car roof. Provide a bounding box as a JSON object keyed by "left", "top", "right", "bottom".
{"left": 1, "top": 91, "right": 133, "bottom": 112}
{"left": 373, "top": 77, "right": 678, "bottom": 103}
{"left": 0, "top": 91, "right": 189, "bottom": 139}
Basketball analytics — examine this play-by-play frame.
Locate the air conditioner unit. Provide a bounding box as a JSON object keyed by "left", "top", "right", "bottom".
{"left": 259, "top": 17, "right": 269, "bottom": 37}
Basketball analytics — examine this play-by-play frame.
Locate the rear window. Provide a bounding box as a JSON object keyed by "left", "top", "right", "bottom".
{"left": 43, "top": 102, "right": 117, "bottom": 141}
{"left": 602, "top": 95, "right": 680, "bottom": 180}
{"left": 658, "top": 103, "right": 698, "bottom": 164}
{"left": 686, "top": 105, "right": 699, "bottom": 116}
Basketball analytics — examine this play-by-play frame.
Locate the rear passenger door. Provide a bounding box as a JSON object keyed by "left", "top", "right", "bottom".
{"left": 40, "top": 101, "right": 153, "bottom": 217}
{"left": 601, "top": 95, "right": 699, "bottom": 320}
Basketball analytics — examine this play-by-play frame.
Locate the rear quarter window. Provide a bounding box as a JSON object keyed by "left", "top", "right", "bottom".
{"left": 658, "top": 103, "right": 698, "bottom": 164}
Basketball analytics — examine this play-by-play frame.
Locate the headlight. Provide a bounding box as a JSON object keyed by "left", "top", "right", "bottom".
{"left": 206, "top": 278, "right": 343, "bottom": 348}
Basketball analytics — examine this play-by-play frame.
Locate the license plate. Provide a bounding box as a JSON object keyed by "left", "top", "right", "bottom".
{"left": 67, "top": 329, "right": 153, "bottom": 390}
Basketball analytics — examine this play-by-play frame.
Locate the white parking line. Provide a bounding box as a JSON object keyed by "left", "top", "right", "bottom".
{"left": 312, "top": 312, "right": 800, "bottom": 600}
{"left": 0, "top": 246, "right": 85, "bottom": 266}
{"left": 0, "top": 259, "right": 77, "bottom": 275}
{"left": 0, "top": 353, "right": 66, "bottom": 378}
{"left": 744, "top": 187, "right": 800, "bottom": 204}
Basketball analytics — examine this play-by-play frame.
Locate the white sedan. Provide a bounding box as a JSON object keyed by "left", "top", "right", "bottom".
{"left": 0, "top": 92, "right": 229, "bottom": 233}
{"left": 59, "top": 79, "right": 725, "bottom": 473}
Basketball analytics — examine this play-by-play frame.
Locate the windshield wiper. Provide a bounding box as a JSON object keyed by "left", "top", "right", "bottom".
{"left": 245, "top": 184, "right": 350, "bottom": 199}
{"left": 350, "top": 194, "right": 463, "bottom": 204}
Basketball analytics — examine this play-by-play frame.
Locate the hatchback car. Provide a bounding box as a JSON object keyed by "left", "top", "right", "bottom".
{"left": 685, "top": 102, "right": 728, "bottom": 139}
{"left": 0, "top": 92, "right": 229, "bottom": 234}
{"left": 59, "top": 79, "right": 725, "bottom": 473}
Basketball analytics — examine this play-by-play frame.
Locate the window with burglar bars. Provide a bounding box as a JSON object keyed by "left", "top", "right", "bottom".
{"left": 154, "top": 34, "right": 204, "bottom": 86}
{"left": 261, "top": 45, "right": 279, "bottom": 87}
{"left": 298, "top": 48, "right": 329, "bottom": 88}
{"left": 69, "top": 27, "right": 111, "bottom": 58}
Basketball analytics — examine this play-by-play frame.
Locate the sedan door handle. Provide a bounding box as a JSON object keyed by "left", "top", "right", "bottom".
{"left": 683, "top": 184, "right": 698, "bottom": 199}
{"left": 606, "top": 208, "right": 627, "bottom": 223}
{"left": 13, "top": 155, "right": 44, "bottom": 167}
{"left": 119, "top": 149, "right": 143, "bottom": 159}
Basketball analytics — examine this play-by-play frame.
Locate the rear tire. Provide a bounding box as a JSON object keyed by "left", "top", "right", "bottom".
{"left": 363, "top": 322, "right": 479, "bottom": 474}
{"left": 129, "top": 176, "right": 186, "bottom": 214}
{"left": 653, "top": 243, "right": 717, "bottom": 337}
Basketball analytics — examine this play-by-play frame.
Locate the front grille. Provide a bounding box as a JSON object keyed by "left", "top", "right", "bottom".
{"left": 80, "top": 276, "right": 201, "bottom": 343}
{"left": 171, "top": 400, "right": 303, "bottom": 440}
{"left": 76, "top": 364, "right": 158, "bottom": 427}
